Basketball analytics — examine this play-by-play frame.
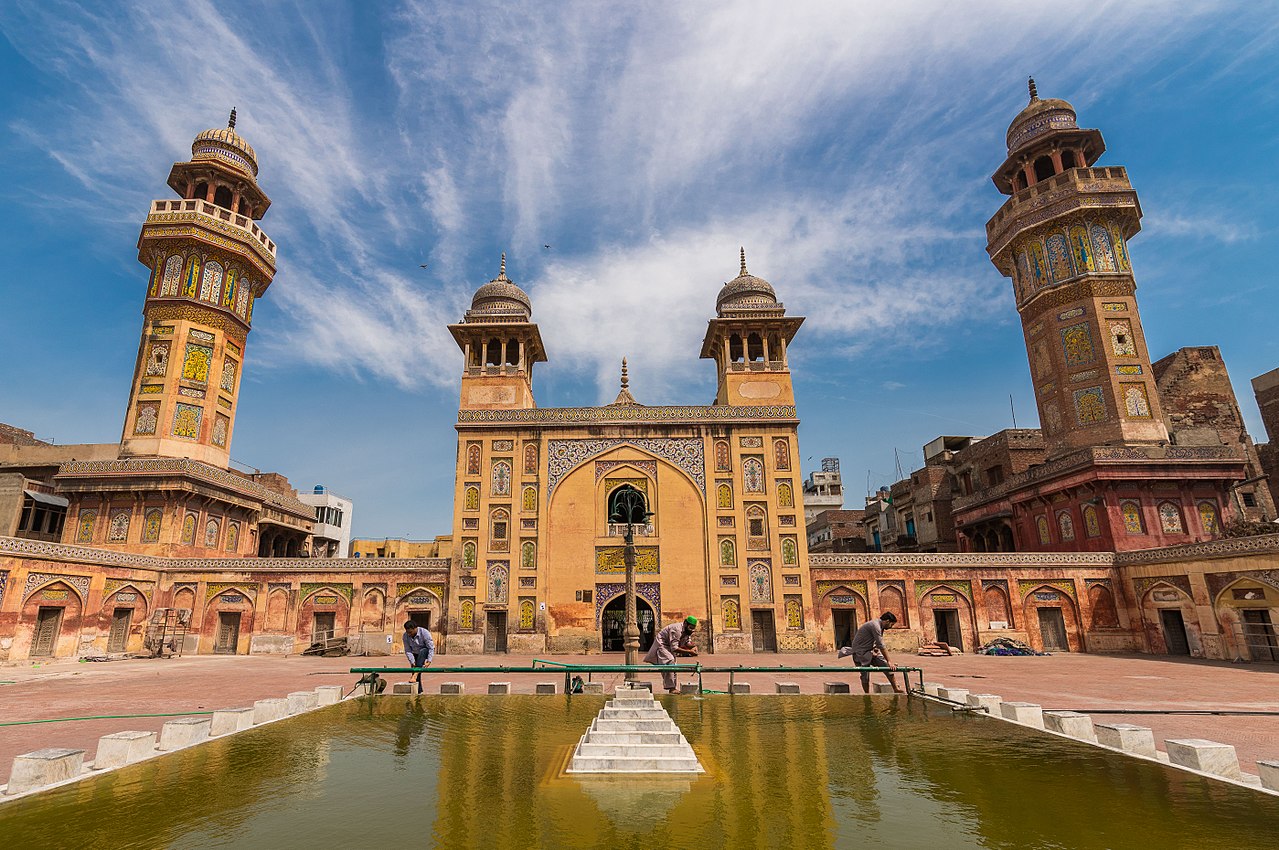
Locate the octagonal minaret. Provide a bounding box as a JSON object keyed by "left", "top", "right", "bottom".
{"left": 986, "top": 79, "right": 1168, "bottom": 460}
{"left": 120, "top": 109, "right": 277, "bottom": 467}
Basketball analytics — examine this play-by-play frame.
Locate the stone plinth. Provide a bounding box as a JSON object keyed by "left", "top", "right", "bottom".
{"left": 488, "top": 682, "right": 511, "bottom": 695}
{"left": 1095, "top": 723, "right": 1157, "bottom": 758}
{"left": 679, "top": 683, "right": 699, "bottom": 695}
{"left": 824, "top": 682, "right": 850, "bottom": 694}
{"left": 581, "top": 682, "right": 604, "bottom": 694}
{"left": 6, "top": 748, "right": 85, "bottom": 795}
{"left": 253, "top": 698, "right": 289, "bottom": 724}
{"left": 567, "top": 688, "right": 704, "bottom": 774}
{"left": 535, "top": 682, "right": 558, "bottom": 695}
{"left": 872, "top": 682, "right": 899, "bottom": 695}
{"left": 440, "top": 682, "right": 464, "bottom": 695}
{"left": 209, "top": 708, "right": 255, "bottom": 736}
{"left": 775, "top": 682, "right": 800, "bottom": 694}
{"left": 288, "top": 691, "right": 320, "bottom": 713}
{"left": 1000, "top": 702, "right": 1044, "bottom": 728}
{"left": 966, "top": 694, "right": 1002, "bottom": 714}
{"left": 730, "top": 683, "right": 751, "bottom": 695}
{"left": 937, "top": 687, "right": 970, "bottom": 704}
{"left": 158, "top": 717, "right": 211, "bottom": 751}
{"left": 1165, "top": 739, "right": 1242, "bottom": 780}
{"left": 93, "top": 731, "right": 156, "bottom": 769}
{"left": 1043, "top": 710, "right": 1097, "bottom": 742}
{"left": 922, "top": 682, "right": 943, "bottom": 696}
{"left": 1258, "top": 760, "right": 1279, "bottom": 792}
{"left": 391, "top": 682, "right": 415, "bottom": 695}
{"left": 315, "top": 685, "right": 344, "bottom": 706}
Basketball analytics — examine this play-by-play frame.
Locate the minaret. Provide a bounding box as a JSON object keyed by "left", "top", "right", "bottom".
{"left": 987, "top": 79, "right": 1167, "bottom": 459}
{"left": 700, "top": 248, "right": 804, "bottom": 406}
{"left": 120, "top": 109, "right": 276, "bottom": 467}
{"left": 449, "top": 254, "right": 547, "bottom": 409}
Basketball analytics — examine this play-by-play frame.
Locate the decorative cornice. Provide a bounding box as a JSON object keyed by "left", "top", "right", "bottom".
{"left": 809, "top": 552, "right": 1115, "bottom": 568}
{"left": 56, "top": 459, "right": 312, "bottom": 518}
{"left": 459, "top": 404, "right": 798, "bottom": 427}
{"left": 1114, "top": 534, "right": 1279, "bottom": 566}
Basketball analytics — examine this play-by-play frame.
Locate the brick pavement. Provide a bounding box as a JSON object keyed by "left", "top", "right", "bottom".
{"left": 1, "top": 651, "right": 1276, "bottom": 777}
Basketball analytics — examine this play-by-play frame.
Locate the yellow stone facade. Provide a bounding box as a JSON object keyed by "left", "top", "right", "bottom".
{"left": 445, "top": 252, "right": 818, "bottom": 653}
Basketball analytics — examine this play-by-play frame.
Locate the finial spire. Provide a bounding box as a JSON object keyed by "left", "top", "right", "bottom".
{"left": 739, "top": 246, "right": 747, "bottom": 276}
{"left": 499, "top": 252, "right": 506, "bottom": 278}
{"left": 228, "top": 107, "right": 237, "bottom": 129}
{"left": 609, "top": 356, "right": 639, "bottom": 406}
{"left": 1027, "top": 77, "right": 1038, "bottom": 102}
{"left": 620, "top": 357, "right": 629, "bottom": 390}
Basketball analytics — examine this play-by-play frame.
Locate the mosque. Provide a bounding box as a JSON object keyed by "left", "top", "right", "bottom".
{"left": 0, "top": 84, "right": 1276, "bottom": 663}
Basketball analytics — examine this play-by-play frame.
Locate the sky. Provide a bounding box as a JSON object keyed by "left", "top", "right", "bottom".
{"left": 1, "top": 1, "right": 1276, "bottom": 541}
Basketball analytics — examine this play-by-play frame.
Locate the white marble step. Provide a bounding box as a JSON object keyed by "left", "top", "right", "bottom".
{"left": 590, "top": 718, "right": 677, "bottom": 732}
{"left": 569, "top": 755, "right": 702, "bottom": 773}
{"left": 576, "top": 743, "right": 696, "bottom": 758}
{"left": 583, "top": 731, "right": 685, "bottom": 745}
{"left": 598, "top": 707, "right": 671, "bottom": 720}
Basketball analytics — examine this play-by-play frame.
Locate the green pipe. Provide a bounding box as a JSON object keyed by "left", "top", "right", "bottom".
{"left": 0, "top": 710, "right": 213, "bottom": 728}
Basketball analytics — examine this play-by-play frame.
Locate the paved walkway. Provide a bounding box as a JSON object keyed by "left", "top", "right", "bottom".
{"left": 2, "top": 651, "right": 1276, "bottom": 775}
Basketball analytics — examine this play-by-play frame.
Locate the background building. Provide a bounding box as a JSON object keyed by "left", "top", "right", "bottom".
{"left": 801, "top": 458, "right": 844, "bottom": 524}
{"left": 297, "top": 486, "right": 354, "bottom": 558}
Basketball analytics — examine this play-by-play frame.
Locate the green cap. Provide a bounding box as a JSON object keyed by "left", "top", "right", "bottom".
{"left": 685, "top": 616, "right": 698, "bottom": 626}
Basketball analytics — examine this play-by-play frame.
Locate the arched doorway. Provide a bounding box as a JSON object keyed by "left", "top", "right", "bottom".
{"left": 601, "top": 595, "right": 655, "bottom": 652}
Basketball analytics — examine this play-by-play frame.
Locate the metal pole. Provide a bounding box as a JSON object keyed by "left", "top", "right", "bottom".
{"left": 623, "top": 522, "right": 640, "bottom": 682}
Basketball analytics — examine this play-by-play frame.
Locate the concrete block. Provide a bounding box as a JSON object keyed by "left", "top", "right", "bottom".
{"left": 287, "top": 691, "right": 320, "bottom": 713}
{"left": 922, "top": 682, "right": 944, "bottom": 696}
{"left": 6, "top": 748, "right": 85, "bottom": 795}
{"left": 729, "top": 682, "right": 751, "bottom": 695}
{"left": 314, "top": 685, "right": 344, "bottom": 706}
{"left": 775, "top": 682, "right": 801, "bottom": 694}
{"left": 93, "top": 732, "right": 156, "bottom": 770}
{"left": 999, "top": 702, "right": 1044, "bottom": 729}
{"left": 488, "top": 682, "right": 511, "bottom": 695}
{"left": 873, "top": 682, "right": 899, "bottom": 695}
{"left": 937, "top": 687, "right": 970, "bottom": 704}
{"left": 209, "top": 708, "right": 255, "bottom": 736}
{"left": 824, "top": 682, "right": 851, "bottom": 694}
{"left": 1258, "top": 760, "right": 1279, "bottom": 792}
{"left": 581, "top": 682, "right": 604, "bottom": 694}
{"left": 966, "top": 693, "right": 1002, "bottom": 714}
{"left": 1165, "top": 739, "right": 1242, "bottom": 780}
{"left": 535, "top": 682, "right": 557, "bottom": 695}
{"left": 1095, "top": 723, "right": 1157, "bottom": 758}
{"left": 1043, "top": 710, "right": 1097, "bottom": 743}
{"left": 619, "top": 682, "right": 653, "bottom": 692}
{"left": 679, "top": 682, "right": 700, "bottom": 695}
{"left": 391, "top": 682, "right": 415, "bottom": 695}
{"left": 253, "top": 698, "right": 289, "bottom": 725}
{"left": 158, "top": 717, "right": 211, "bottom": 751}
{"left": 440, "top": 682, "right": 464, "bottom": 695}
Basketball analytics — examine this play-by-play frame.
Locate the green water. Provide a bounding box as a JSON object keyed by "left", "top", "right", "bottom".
{"left": 3, "top": 695, "right": 1276, "bottom": 848}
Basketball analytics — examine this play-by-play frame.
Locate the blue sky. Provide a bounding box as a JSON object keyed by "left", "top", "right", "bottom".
{"left": 1, "top": 2, "right": 1276, "bottom": 541}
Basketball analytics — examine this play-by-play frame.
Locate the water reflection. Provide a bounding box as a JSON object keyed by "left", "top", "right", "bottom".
{"left": 2, "top": 696, "right": 1276, "bottom": 849}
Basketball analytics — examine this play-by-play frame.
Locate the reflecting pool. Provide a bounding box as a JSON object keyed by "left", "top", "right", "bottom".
{"left": 3, "top": 695, "right": 1277, "bottom": 848}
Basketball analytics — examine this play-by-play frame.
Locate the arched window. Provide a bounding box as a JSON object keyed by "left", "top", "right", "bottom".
{"left": 1121, "top": 501, "right": 1144, "bottom": 534}
{"left": 722, "top": 597, "right": 741, "bottom": 631}
{"left": 1061, "top": 150, "right": 1078, "bottom": 169}
{"left": 521, "top": 540, "right": 536, "bottom": 570}
{"left": 204, "top": 518, "right": 221, "bottom": 548}
{"left": 1034, "top": 156, "right": 1054, "bottom": 182}
{"left": 466, "top": 444, "right": 481, "bottom": 476}
{"left": 1057, "top": 511, "right": 1075, "bottom": 542}
{"left": 523, "top": 443, "right": 538, "bottom": 475}
{"left": 717, "top": 482, "right": 733, "bottom": 509}
{"left": 76, "top": 510, "right": 97, "bottom": 544}
{"left": 1082, "top": 505, "right": 1101, "bottom": 538}
{"left": 743, "top": 458, "right": 764, "bottom": 493}
{"left": 486, "top": 338, "right": 502, "bottom": 366}
{"left": 213, "top": 185, "right": 233, "bottom": 210}
{"left": 506, "top": 338, "right": 520, "bottom": 366}
{"left": 746, "top": 505, "right": 768, "bottom": 549}
{"left": 729, "top": 334, "right": 744, "bottom": 363}
{"left": 161, "top": 255, "right": 183, "bottom": 296}
{"left": 487, "top": 563, "right": 508, "bottom": 603}
{"left": 781, "top": 537, "right": 798, "bottom": 565}
{"left": 747, "top": 333, "right": 765, "bottom": 362}
{"left": 200, "top": 260, "right": 224, "bottom": 303}
{"left": 1158, "top": 502, "right": 1184, "bottom": 534}
{"left": 1036, "top": 515, "right": 1051, "bottom": 545}
{"left": 773, "top": 439, "right": 791, "bottom": 471}
{"left": 785, "top": 597, "right": 803, "bottom": 629}
{"left": 714, "top": 440, "right": 730, "bottom": 472}
{"left": 720, "top": 538, "right": 735, "bottom": 566}
{"left": 491, "top": 461, "right": 511, "bottom": 496}
{"left": 462, "top": 540, "right": 477, "bottom": 570}
{"left": 194, "top": 182, "right": 209, "bottom": 202}
{"left": 777, "top": 482, "right": 794, "bottom": 509}
{"left": 142, "top": 508, "right": 163, "bottom": 543}
{"left": 519, "top": 599, "right": 535, "bottom": 630}
{"left": 464, "top": 486, "right": 479, "bottom": 512}
{"left": 490, "top": 509, "right": 509, "bottom": 551}
{"left": 181, "top": 512, "right": 197, "bottom": 545}
{"left": 748, "top": 562, "right": 772, "bottom": 603}
{"left": 459, "top": 599, "right": 475, "bottom": 630}
{"left": 1088, "top": 584, "right": 1120, "bottom": 629}
{"left": 183, "top": 256, "right": 202, "bottom": 297}
{"left": 521, "top": 486, "right": 537, "bottom": 513}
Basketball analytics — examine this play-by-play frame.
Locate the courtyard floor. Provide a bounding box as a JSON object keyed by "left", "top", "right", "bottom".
{"left": 2, "top": 650, "right": 1277, "bottom": 777}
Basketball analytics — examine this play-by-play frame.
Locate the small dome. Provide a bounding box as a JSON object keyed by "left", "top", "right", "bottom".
{"left": 467, "top": 254, "right": 532, "bottom": 320}
{"left": 716, "top": 248, "right": 778, "bottom": 316}
{"left": 192, "top": 109, "right": 259, "bottom": 177}
{"left": 1005, "top": 79, "right": 1078, "bottom": 154}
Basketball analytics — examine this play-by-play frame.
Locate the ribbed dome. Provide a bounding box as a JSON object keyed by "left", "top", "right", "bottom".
{"left": 716, "top": 248, "right": 778, "bottom": 316}
{"left": 467, "top": 254, "right": 532, "bottom": 320}
{"left": 1005, "top": 79, "right": 1078, "bottom": 154}
{"left": 192, "top": 109, "right": 259, "bottom": 177}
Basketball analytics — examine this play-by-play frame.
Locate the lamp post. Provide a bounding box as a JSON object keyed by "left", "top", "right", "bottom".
{"left": 608, "top": 485, "right": 651, "bottom": 682}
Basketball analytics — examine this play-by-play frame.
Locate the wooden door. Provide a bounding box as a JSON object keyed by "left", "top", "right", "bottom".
{"left": 215, "top": 612, "right": 241, "bottom": 654}
{"left": 485, "top": 612, "right": 508, "bottom": 653}
{"left": 934, "top": 609, "right": 963, "bottom": 651}
{"left": 1037, "top": 608, "right": 1068, "bottom": 651}
{"left": 751, "top": 611, "right": 777, "bottom": 652}
{"left": 832, "top": 610, "right": 857, "bottom": 649}
{"left": 312, "top": 612, "right": 336, "bottom": 643}
{"left": 32, "top": 607, "right": 62, "bottom": 657}
{"left": 107, "top": 607, "right": 132, "bottom": 653}
{"left": 1159, "top": 609, "right": 1190, "bottom": 655}
{"left": 1241, "top": 610, "right": 1279, "bottom": 662}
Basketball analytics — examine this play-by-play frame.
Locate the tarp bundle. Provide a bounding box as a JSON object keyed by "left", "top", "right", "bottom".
{"left": 977, "top": 636, "right": 1049, "bottom": 656}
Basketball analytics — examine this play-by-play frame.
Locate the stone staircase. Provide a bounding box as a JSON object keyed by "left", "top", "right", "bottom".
{"left": 567, "top": 686, "right": 704, "bottom": 774}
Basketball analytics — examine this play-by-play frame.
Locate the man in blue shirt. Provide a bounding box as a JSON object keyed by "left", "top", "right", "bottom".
{"left": 402, "top": 619, "right": 435, "bottom": 694}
